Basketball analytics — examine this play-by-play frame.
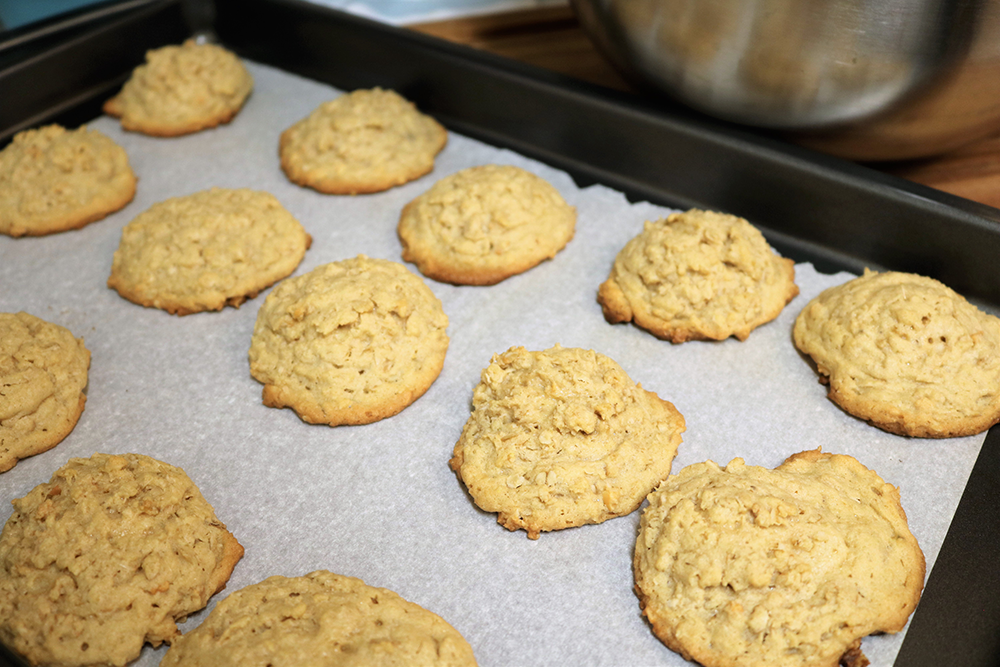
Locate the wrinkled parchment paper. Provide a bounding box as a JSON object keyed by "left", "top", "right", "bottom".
{"left": 0, "top": 61, "right": 985, "bottom": 666}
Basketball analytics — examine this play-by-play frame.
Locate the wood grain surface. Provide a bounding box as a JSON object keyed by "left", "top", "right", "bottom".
{"left": 409, "top": 6, "right": 1000, "bottom": 210}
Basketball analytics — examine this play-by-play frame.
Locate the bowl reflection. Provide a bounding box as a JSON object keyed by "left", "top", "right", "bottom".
{"left": 571, "top": 0, "right": 1000, "bottom": 160}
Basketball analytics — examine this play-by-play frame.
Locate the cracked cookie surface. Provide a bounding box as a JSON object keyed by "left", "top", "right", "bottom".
{"left": 793, "top": 269, "right": 1000, "bottom": 437}
{"left": 598, "top": 209, "right": 798, "bottom": 342}
{"left": 248, "top": 255, "right": 449, "bottom": 425}
{"left": 279, "top": 88, "right": 447, "bottom": 195}
{"left": 634, "top": 450, "right": 925, "bottom": 667}
{"left": 0, "top": 312, "right": 90, "bottom": 473}
{"left": 0, "top": 453, "right": 243, "bottom": 667}
{"left": 103, "top": 39, "right": 253, "bottom": 137}
{"left": 398, "top": 164, "right": 576, "bottom": 285}
{"left": 0, "top": 124, "right": 136, "bottom": 237}
{"left": 450, "top": 345, "right": 684, "bottom": 539}
{"left": 161, "top": 571, "right": 477, "bottom": 667}
{"left": 107, "top": 188, "right": 311, "bottom": 315}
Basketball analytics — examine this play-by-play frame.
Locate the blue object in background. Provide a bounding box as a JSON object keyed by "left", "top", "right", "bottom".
{"left": 316, "top": 0, "right": 565, "bottom": 25}
{"left": 0, "top": 0, "right": 104, "bottom": 30}
{"left": 0, "top": 0, "right": 567, "bottom": 32}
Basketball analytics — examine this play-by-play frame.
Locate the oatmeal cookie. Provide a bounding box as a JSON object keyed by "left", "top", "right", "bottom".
{"left": 160, "top": 571, "right": 477, "bottom": 667}
{"left": 0, "top": 124, "right": 136, "bottom": 237}
{"left": 248, "top": 255, "right": 449, "bottom": 426}
{"left": 279, "top": 88, "right": 447, "bottom": 195}
{"left": 634, "top": 450, "right": 925, "bottom": 667}
{"left": 398, "top": 164, "right": 576, "bottom": 285}
{"left": 0, "top": 312, "right": 90, "bottom": 473}
{"left": 107, "top": 188, "right": 311, "bottom": 315}
{"left": 450, "top": 345, "right": 684, "bottom": 539}
{"left": 103, "top": 39, "right": 253, "bottom": 137}
{"left": 793, "top": 269, "right": 1000, "bottom": 437}
{"left": 598, "top": 209, "right": 798, "bottom": 342}
{"left": 0, "top": 453, "right": 244, "bottom": 667}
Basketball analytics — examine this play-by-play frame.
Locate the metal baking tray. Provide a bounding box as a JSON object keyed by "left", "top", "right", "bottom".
{"left": 1, "top": 0, "right": 999, "bottom": 665}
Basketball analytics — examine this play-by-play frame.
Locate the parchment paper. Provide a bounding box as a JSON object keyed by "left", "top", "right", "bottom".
{"left": 0, "top": 61, "right": 986, "bottom": 667}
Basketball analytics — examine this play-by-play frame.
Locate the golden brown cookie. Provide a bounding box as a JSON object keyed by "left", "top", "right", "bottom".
{"left": 0, "top": 312, "right": 90, "bottom": 473}
{"left": 598, "top": 209, "right": 798, "bottom": 342}
{"left": 0, "top": 124, "right": 136, "bottom": 237}
{"left": 793, "top": 269, "right": 1000, "bottom": 437}
{"left": 450, "top": 345, "right": 685, "bottom": 539}
{"left": 279, "top": 88, "right": 448, "bottom": 195}
{"left": 398, "top": 164, "right": 576, "bottom": 285}
{"left": 160, "top": 571, "right": 477, "bottom": 667}
{"left": 248, "top": 255, "right": 450, "bottom": 426}
{"left": 107, "top": 188, "right": 311, "bottom": 316}
{"left": 634, "top": 450, "right": 925, "bottom": 667}
{"left": 0, "top": 453, "right": 244, "bottom": 667}
{"left": 103, "top": 39, "right": 253, "bottom": 137}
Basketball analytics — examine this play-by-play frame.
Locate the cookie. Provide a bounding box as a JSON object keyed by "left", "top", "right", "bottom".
{"left": 248, "top": 255, "right": 450, "bottom": 426}
{"left": 398, "top": 164, "right": 577, "bottom": 285}
{"left": 0, "top": 124, "right": 136, "bottom": 237}
{"left": 103, "top": 39, "right": 253, "bottom": 137}
{"left": 279, "top": 88, "right": 448, "bottom": 195}
{"left": 793, "top": 269, "right": 1000, "bottom": 437}
{"left": 0, "top": 453, "right": 244, "bottom": 667}
{"left": 160, "top": 570, "right": 477, "bottom": 667}
{"left": 0, "top": 312, "right": 90, "bottom": 473}
{"left": 634, "top": 450, "right": 925, "bottom": 667}
{"left": 450, "top": 345, "right": 685, "bottom": 539}
{"left": 598, "top": 209, "right": 798, "bottom": 342}
{"left": 107, "top": 188, "right": 311, "bottom": 315}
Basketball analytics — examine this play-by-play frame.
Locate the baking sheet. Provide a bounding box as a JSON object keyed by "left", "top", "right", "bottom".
{"left": 0, "top": 61, "right": 986, "bottom": 667}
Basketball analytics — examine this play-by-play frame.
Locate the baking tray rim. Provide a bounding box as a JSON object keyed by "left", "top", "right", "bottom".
{"left": 0, "top": 1, "right": 998, "bottom": 665}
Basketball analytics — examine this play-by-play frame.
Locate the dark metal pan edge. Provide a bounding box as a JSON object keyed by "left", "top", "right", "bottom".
{"left": 0, "top": 1, "right": 997, "bottom": 665}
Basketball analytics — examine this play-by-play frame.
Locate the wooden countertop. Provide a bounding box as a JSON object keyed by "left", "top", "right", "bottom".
{"left": 409, "top": 5, "right": 1000, "bottom": 211}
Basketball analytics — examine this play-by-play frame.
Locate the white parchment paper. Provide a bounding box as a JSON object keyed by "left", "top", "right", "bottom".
{"left": 0, "top": 62, "right": 985, "bottom": 667}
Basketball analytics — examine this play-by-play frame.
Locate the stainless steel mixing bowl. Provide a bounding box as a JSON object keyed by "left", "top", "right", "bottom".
{"left": 571, "top": 0, "right": 1000, "bottom": 160}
